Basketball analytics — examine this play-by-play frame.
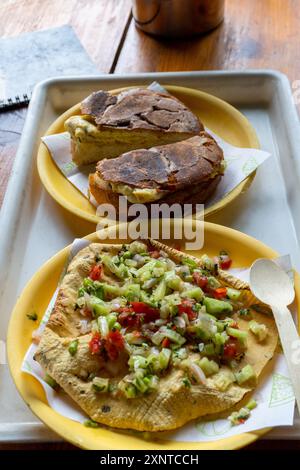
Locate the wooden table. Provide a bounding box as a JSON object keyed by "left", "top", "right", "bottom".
{"left": 1, "top": 0, "right": 300, "bottom": 450}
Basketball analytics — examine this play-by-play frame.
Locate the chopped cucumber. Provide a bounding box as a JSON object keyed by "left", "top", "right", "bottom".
{"left": 128, "top": 241, "right": 148, "bottom": 254}
{"left": 97, "top": 316, "right": 109, "bottom": 337}
{"left": 157, "top": 326, "right": 186, "bottom": 346}
{"left": 68, "top": 339, "right": 78, "bottom": 356}
{"left": 226, "top": 327, "right": 247, "bottom": 346}
{"left": 235, "top": 364, "right": 256, "bottom": 385}
{"left": 214, "top": 371, "right": 235, "bottom": 391}
{"left": 212, "top": 331, "right": 229, "bottom": 354}
{"left": 182, "top": 257, "right": 198, "bottom": 271}
{"left": 198, "top": 357, "right": 219, "bottom": 376}
{"left": 246, "top": 398, "right": 257, "bottom": 410}
{"left": 92, "top": 377, "right": 109, "bottom": 393}
{"left": 164, "top": 271, "right": 182, "bottom": 291}
{"left": 152, "top": 279, "right": 167, "bottom": 302}
{"left": 181, "top": 286, "right": 203, "bottom": 301}
{"left": 200, "top": 255, "right": 215, "bottom": 272}
{"left": 199, "top": 342, "right": 215, "bottom": 356}
{"left": 207, "top": 276, "right": 221, "bottom": 289}
{"left": 102, "top": 255, "right": 128, "bottom": 279}
{"left": 123, "top": 283, "right": 141, "bottom": 301}
{"left": 226, "top": 287, "right": 241, "bottom": 301}
{"left": 203, "top": 297, "right": 233, "bottom": 316}
{"left": 90, "top": 297, "right": 110, "bottom": 317}
{"left": 249, "top": 320, "right": 268, "bottom": 341}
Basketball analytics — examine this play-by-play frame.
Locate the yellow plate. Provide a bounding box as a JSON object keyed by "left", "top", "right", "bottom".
{"left": 37, "top": 85, "right": 260, "bottom": 224}
{"left": 7, "top": 221, "right": 300, "bottom": 450}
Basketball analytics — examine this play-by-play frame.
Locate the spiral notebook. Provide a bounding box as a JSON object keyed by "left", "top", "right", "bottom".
{"left": 0, "top": 25, "right": 99, "bottom": 111}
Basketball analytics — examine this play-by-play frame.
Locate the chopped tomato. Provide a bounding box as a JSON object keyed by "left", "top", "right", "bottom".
{"left": 82, "top": 307, "right": 93, "bottom": 318}
{"left": 89, "top": 330, "right": 124, "bottom": 361}
{"left": 213, "top": 287, "right": 227, "bottom": 299}
{"left": 133, "top": 330, "right": 142, "bottom": 338}
{"left": 223, "top": 340, "right": 238, "bottom": 358}
{"left": 89, "top": 332, "right": 102, "bottom": 355}
{"left": 130, "top": 302, "right": 160, "bottom": 322}
{"left": 150, "top": 250, "right": 160, "bottom": 259}
{"left": 162, "top": 337, "right": 171, "bottom": 348}
{"left": 89, "top": 264, "right": 102, "bottom": 281}
{"left": 106, "top": 330, "right": 124, "bottom": 351}
{"left": 178, "top": 299, "right": 196, "bottom": 321}
{"left": 106, "top": 330, "right": 124, "bottom": 360}
{"left": 193, "top": 272, "right": 208, "bottom": 290}
{"left": 104, "top": 330, "right": 125, "bottom": 361}
{"left": 219, "top": 255, "right": 232, "bottom": 270}
{"left": 118, "top": 311, "right": 140, "bottom": 329}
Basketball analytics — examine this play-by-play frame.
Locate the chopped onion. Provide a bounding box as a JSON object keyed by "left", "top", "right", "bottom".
{"left": 188, "top": 362, "right": 207, "bottom": 385}
{"left": 79, "top": 319, "right": 91, "bottom": 334}
{"left": 155, "top": 319, "right": 167, "bottom": 327}
{"left": 165, "top": 258, "right": 176, "bottom": 270}
{"left": 176, "top": 265, "right": 190, "bottom": 277}
{"left": 142, "top": 278, "right": 158, "bottom": 290}
{"left": 174, "top": 316, "right": 186, "bottom": 329}
{"left": 133, "top": 254, "right": 146, "bottom": 267}
{"left": 110, "top": 300, "right": 121, "bottom": 310}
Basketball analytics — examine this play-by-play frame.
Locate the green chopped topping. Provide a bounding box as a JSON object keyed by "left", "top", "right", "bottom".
{"left": 226, "top": 287, "right": 241, "bottom": 301}
{"left": 74, "top": 241, "right": 254, "bottom": 400}
{"left": 92, "top": 377, "right": 109, "bottom": 393}
{"left": 198, "top": 357, "right": 219, "bottom": 377}
{"left": 246, "top": 398, "right": 257, "bottom": 410}
{"left": 226, "top": 327, "right": 248, "bottom": 346}
{"left": 44, "top": 373, "right": 59, "bottom": 390}
{"left": 235, "top": 364, "right": 256, "bottom": 385}
{"left": 84, "top": 419, "right": 100, "bottom": 428}
{"left": 182, "top": 257, "right": 198, "bottom": 271}
{"left": 182, "top": 377, "right": 192, "bottom": 388}
{"left": 214, "top": 370, "right": 235, "bottom": 392}
{"left": 27, "top": 312, "right": 38, "bottom": 321}
{"left": 203, "top": 297, "right": 233, "bottom": 316}
{"left": 249, "top": 320, "right": 268, "bottom": 341}
{"left": 228, "top": 406, "right": 251, "bottom": 426}
{"left": 68, "top": 339, "right": 78, "bottom": 356}
{"left": 238, "top": 308, "right": 252, "bottom": 319}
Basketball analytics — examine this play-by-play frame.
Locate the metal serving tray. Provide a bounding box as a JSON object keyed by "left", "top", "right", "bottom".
{"left": 1, "top": 70, "right": 300, "bottom": 443}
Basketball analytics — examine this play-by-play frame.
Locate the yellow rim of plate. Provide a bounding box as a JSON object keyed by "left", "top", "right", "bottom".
{"left": 37, "top": 85, "right": 260, "bottom": 225}
{"left": 7, "top": 221, "right": 300, "bottom": 450}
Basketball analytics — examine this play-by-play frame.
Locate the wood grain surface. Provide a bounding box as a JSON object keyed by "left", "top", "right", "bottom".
{"left": 0, "top": 0, "right": 300, "bottom": 450}
{"left": 0, "top": 0, "right": 131, "bottom": 206}
{"left": 115, "top": 0, "right": 300, "bottom": 86}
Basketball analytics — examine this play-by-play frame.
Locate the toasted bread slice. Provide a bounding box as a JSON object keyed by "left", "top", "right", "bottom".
{"left": 65, "top": 88, "right": 203, "bottom": 165}
{"left": 89, "top": 132, "right": 224, "bottom": 208}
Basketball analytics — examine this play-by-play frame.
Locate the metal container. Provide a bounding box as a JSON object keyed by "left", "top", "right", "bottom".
{"left": 132, "top": 0, "right": 225, "bottom": 38}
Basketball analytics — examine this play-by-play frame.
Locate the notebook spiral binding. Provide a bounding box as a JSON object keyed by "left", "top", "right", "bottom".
{"left": 0, "top": 93, "right": 31, "bottom": 111}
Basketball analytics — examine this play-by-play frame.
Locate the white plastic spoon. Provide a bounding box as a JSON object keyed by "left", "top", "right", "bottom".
{"left": 250, "top": 258, "right": 300, "bottom": 413}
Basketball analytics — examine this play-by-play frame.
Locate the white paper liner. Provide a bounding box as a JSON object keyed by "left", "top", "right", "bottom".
{"left": 22, "top": 239, "right": 295, "bottom": 442}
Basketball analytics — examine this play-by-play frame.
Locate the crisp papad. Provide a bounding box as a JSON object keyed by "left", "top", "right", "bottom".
{"left": 34, "top": 240, "right": 278, "bottom": 432}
